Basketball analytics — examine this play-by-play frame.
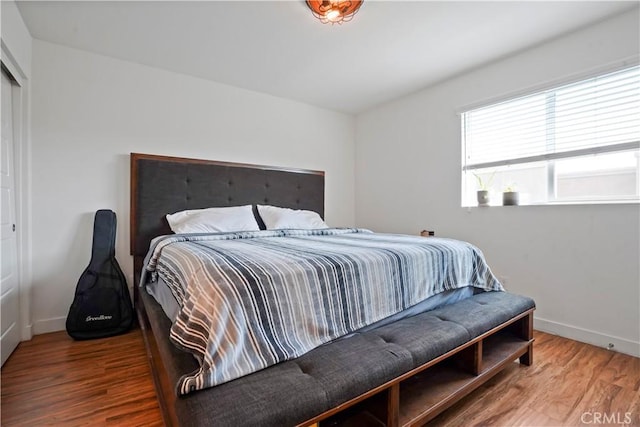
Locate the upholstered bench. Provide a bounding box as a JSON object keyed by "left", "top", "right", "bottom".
{"left": 141, "top": 290, "right": 535, "bottom": 427}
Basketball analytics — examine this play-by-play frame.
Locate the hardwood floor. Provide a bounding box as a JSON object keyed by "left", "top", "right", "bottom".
{"left": 431, "top": 332, "right": 639, "bottom": 426}
{"left": 1, "top": 329, "right": 162, "bottom": 426}
{"left": 1, "top": 329, "right": 638, "bottom": 426}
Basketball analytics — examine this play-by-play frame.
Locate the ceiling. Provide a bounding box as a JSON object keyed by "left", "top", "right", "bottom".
{"left": 16, "top": 1, "right": 638, "bottom": 114}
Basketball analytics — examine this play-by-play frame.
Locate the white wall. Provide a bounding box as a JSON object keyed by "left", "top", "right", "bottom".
{"left": 1, "top": 0, "right": 33, "bottom": 341}
{"left": 1, "top": 0, "right": 32, "bottom": 78}
{"left": 30, "top": 40, "right": 356, "bottom": 334}
{"left": 355, "top": 9, "right": 640, "bottom": 356}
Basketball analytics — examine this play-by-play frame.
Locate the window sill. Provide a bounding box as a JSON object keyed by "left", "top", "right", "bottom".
{"left": 462, "top": 199, "right": 640, "bottom": 208}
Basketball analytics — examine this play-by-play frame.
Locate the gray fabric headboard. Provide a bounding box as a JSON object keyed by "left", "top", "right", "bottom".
{"left": 130, "top": 153, "right": 325, "bottom": 258}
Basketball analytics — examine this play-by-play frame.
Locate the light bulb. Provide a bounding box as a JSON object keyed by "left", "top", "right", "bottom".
{"left": 325, "top": 9, "right": 341, "bottom": 22}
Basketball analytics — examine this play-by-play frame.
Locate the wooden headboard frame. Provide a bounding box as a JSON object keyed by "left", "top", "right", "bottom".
{"left": 130, "top": 153, "right": 325, "bottom": 301}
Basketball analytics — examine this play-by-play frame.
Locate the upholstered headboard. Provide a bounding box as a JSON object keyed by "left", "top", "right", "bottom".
{"left": 130, "top": 153, "right": 325, "bottom": 259}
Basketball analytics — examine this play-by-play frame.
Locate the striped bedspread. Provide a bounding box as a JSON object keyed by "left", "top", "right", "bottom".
{"left": 143, "top": 228, "right": 503, "bottom": 395}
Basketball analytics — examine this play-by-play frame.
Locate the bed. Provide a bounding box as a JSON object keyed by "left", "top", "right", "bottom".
{"left": 130, "top": 153, "right": 535, "bottom": 426}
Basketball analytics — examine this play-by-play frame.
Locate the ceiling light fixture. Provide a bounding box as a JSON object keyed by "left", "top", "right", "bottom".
{"left": 306, "top": 0, "right": 363, "bottom": 24}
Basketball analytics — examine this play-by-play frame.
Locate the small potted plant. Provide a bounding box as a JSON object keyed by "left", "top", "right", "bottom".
{"left": 502, "top": 184, "right": 519, "bottom": 206}
{"left": 473, "top": 171, "right": 495, "bottom": 207}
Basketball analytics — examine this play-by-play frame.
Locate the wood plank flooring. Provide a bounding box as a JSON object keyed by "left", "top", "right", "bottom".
{"left": 1, "top": 329, "right": 162, "bottom": 426}
{"left": 1, "top": 329, "right": 638, "bottom": 426}
{"left": 430, "top": 331, "right": 640, "bottom": 427}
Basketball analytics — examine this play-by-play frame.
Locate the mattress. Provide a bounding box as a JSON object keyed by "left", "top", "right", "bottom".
{"left": 141, "top": 228, "right": 503, "bottom": 394}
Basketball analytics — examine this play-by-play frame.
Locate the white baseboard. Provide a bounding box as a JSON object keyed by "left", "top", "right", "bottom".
{"left": 32, "top": 316, "right": 66, "bottom": 335}
{"left": 21, "top": 323, "right": 32, "bottom": 341}
{"left": 535, "top": 316, "right": 640, "bottom": 358}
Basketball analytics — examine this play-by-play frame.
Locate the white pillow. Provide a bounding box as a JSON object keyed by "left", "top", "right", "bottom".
{"left": 257, "top": 205, "right": 328, "bottom": 230}
{"left": 166, "top": 205, "right": 260, "bottom": 234}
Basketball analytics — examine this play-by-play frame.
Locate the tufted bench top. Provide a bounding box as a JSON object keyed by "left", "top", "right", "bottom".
{"left": 149, "top": 291, "right": 535, "bottom": 426}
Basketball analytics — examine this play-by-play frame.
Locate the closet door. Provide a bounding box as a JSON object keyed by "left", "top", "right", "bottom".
{"left": 1, "top": 68, "right": 21, "bottom": 366}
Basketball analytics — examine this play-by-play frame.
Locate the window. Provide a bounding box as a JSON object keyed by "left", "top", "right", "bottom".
{"left": 461, "top": 65, "right": 640, "bottom": 206}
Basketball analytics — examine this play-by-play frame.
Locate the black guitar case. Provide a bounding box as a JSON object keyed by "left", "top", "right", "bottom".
{"left": 66, "top": 210, "right": 133, "bottom": 340}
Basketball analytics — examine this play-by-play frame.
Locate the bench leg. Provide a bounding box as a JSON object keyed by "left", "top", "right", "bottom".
{"left": 519, "top": 312, "right": 534, "bottom": 366}
{"left": 520, "top": 343, "right": 533, "bottom": 366}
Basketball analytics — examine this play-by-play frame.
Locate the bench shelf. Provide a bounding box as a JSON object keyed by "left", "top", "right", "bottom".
{"left": 314, "top": 310, "right": 534, "bottom": 427}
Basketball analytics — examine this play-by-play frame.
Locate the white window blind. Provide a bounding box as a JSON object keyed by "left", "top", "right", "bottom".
{"left": 463, "top": 65, "right": 640, "bottom": 171}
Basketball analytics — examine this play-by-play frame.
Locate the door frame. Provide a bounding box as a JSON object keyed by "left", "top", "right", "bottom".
{"left": 2, "top": 42, "right": 32, "bottom": 342}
